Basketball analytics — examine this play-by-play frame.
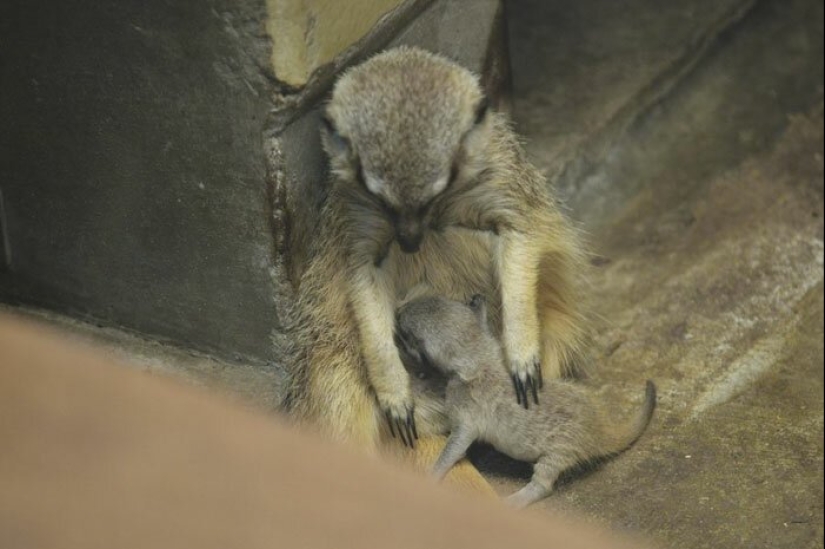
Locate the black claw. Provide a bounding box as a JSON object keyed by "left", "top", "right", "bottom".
{"left": 511, "top": 374, "right": 520, "bottom": 406}
{"left": 535, "top": 361, "right": 544, "bottom": 389}
{"left": 396, "top": 417, "right": 410, "bottom": 448}
{"left": 512, "top": 374, "right": 523, "bottom": 407}
{"left": 529, "top": 375, "right": 539, "bottom": 405}
{"left": 407, "top": 408, "right": 419, "bottom": 444}
{"left": 514, "top": 375, "right": 529, "bottom": 410}
{"left": 385, "top": 406, "right": 418, "bottom": 449}
{"left": 522, "top": 378, "right": 530, "bottom": 410}
{"left": 386, "top": 410, "right": 397, "bottom": 439}
{"left": 520, "top": 377, "right": 530, "bottom": 410}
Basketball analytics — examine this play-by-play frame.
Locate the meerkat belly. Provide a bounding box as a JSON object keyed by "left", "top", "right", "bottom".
{"left": 387, "top": 229, "right": 498, "bottom": 304}
{"left": 479, "top": 415, "right": 544, "bottom": 463}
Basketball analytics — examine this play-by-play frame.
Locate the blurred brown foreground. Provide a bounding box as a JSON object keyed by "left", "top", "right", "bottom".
{"left": 0, "top": 312, "right": 653, "bottom": 549}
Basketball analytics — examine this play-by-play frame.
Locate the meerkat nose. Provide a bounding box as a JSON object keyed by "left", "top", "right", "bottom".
{"left": 396, "top": 214, "right": 425, "bottom": 253}
{"left": 398, "top": 235, "right": 422, "bottom": 253}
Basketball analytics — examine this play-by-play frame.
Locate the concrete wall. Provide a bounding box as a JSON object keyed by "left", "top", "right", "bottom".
{"left": 0, "top": 0, "right": 279, "bottom": 364}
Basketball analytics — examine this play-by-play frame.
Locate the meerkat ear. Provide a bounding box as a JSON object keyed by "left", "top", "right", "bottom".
{"left": 462, "top": 97, "right": 493, "bottom": 165}
{"left": 319, "top": 111, "right": 351, "bottom": 159}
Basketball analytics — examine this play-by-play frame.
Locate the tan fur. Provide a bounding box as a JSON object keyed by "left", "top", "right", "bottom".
{"left": 284, "top": 47, "right": 589, "bottom": 489}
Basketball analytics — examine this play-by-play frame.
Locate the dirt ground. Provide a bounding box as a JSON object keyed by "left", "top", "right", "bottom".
{"left": 3, "top": 0, "right": 822, "bottom": 547}
{"left": 498, "top": 0, "right": 824, "bottom": 547}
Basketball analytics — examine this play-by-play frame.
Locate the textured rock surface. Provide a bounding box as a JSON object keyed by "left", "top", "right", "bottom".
{"left": 0, "top": 0, "right": 280, "bottom": 366}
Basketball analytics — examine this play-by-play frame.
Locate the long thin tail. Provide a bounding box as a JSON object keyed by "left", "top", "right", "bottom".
{"left": 602, "top": 380, "right": 657, "bottom": 456}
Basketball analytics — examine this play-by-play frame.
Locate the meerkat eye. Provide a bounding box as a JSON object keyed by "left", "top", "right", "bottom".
{"left": 354, "top": 157, "right": 366, "bottom": 187}
{"left": 419, "top": 349, "right": 435, "bottom": 370}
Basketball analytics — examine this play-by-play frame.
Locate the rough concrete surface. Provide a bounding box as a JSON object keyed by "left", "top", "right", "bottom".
{"left": 1, "top": 0, "right": 822, "bottom": 547}
{"left": 0, "top": 0, "right": 282, "bottom": 366}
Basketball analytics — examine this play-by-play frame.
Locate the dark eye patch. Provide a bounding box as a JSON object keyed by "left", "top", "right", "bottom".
{"left": 448, "top": 162, "right": 460, "bottom": 186}
{"left": 354, "top": 157, "right": 366, "bottom": 187}
{"left": 416, "top": 194, "right": 439, "bottom": 217}
{"left": 351, "top": 159, "right": 400, "bottom": 220}
{"left": 320, "top": 112, "right": 336, "bottom": 134}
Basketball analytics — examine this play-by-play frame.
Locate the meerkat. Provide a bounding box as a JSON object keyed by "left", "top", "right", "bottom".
{"left": 395, "top": 295, "right": 656, "bottom": 508}
{"left": 285, "top": 46, "right": 588, "bottom": 477}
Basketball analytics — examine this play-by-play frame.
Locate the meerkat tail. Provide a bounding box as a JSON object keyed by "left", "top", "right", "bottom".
{"left": 601, "top": 380, "right": 657, "bottom": 456}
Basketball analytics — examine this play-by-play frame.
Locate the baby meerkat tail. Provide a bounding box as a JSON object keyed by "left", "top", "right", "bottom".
{"left": 601, "top": 381, "right": 657, "bottom": 456}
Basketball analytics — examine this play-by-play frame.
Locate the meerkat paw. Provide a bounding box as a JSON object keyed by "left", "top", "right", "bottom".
{"left": 509, "top": 356, "right": 542, "bottom": 409}
{"left": 379, "top": 391, "right": 418, "bottom": 449}
{"left": 504, "top": 319, "right": 543, "bottom": 408}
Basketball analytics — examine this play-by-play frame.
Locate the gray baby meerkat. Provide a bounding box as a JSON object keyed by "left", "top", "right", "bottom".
{"left": 395, "top": 295, "right": 657, "bottom": 508}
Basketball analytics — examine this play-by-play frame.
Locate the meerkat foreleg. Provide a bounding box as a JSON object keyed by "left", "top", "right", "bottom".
{"left": 498, "top": 232, "right": 543, "bottom": 408}
{"left": 431, "top": 426, "right": 476, "bottom": 481}
{"left": 350, "top": 267, "right": 418, "bottom": 447}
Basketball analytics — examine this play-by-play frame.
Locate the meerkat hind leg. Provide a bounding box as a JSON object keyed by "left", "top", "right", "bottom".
{"left": 504, "top": 458, "right": 561, "bottom": 508}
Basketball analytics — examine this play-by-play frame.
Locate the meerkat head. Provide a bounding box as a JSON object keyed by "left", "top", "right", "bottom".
{"left": 322, "top": 47, "right": 491, "bottom": 254}
{"left": 395, "top": 294, "right": 496, "bottom": 381}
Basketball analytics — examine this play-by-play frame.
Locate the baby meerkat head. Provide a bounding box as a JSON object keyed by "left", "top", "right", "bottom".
{"left": 395, "top": 294, "right": 495, "bottom": 381}
{"left": 322, "top": 46, "right": 492, "bottom": 254}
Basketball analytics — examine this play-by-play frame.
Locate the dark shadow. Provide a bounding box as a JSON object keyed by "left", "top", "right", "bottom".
{"left": 468, "top": 442, "right": 623, "bottom": 493}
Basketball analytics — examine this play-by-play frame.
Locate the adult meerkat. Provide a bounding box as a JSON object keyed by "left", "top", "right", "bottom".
{"left": 286, "top": 47, "right": 588, "bottom": 463}
{"left": 396, "top": 295, "right": 656, "bottom": 508}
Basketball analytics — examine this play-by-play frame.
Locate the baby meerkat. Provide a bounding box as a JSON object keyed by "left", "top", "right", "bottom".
{"left": 395, "top": 295, "right": 657, "bottom": 508}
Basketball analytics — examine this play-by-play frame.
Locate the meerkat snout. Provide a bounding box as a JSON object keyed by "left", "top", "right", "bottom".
{"left": 396, "top": 214, "right": 426, "bottom": 253}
